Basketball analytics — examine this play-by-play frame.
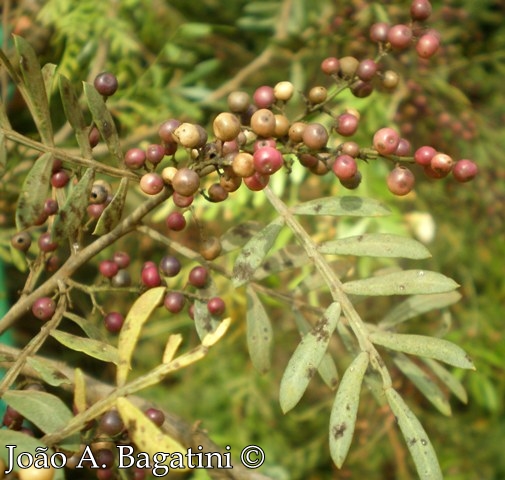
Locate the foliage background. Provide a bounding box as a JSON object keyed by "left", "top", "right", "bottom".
{"left": 1, "top": 0, "right": 504, "bottom": 478}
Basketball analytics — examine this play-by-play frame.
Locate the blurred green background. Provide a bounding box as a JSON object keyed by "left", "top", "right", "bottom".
{"left": 1, "top": 0, "right": 504, "bottom": 479}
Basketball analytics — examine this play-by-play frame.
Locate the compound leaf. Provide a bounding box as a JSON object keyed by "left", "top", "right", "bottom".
{"left": 117, "top": 286, "right": 165, "bottom": 387}
{"left": 329, "top": 351, "right": 369, "bottom": 468}
{"left": 370, "top": 331, "right": 475, "bottom": 369}
{"left": 318, "top": 233, "right": 431, "bottom": 259}
{"left": 292, "top": 196, "right": 390, "bottom": 217}
{"left": 342, "top": 270, "right": 459, "bottom": 296}
{"left": 386, "top": 388, "right": 443, "bottom": 480}
{"left": 280, "top": 302, "right": 341, "bottom": 413}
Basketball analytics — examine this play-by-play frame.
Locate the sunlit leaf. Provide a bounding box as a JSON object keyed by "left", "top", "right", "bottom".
{"left": 422, "top": 358, "right": 468, "bottom": 404}
{"left": 342, "top": 270, "right": 459, "bottom": 296}
{"left": 50, "top": 330, "right": 119, "bottom": 364}
{"left": 291, "top": 196, "right": 391, "bottom": 217}
{"left": 59, "top": 74, "right": 93, "bottom": 158}
{"left": 246, "top": 286, "right": 273, "bottom": 374}
{"left": 25, "top": 357, "right": 71, "bottom": 387}
{"left": 318, "top": 233, "right": 431, "bottom": 259}
{"left": 329, "top": 351, "right": 369, "bottom": 468}
{"left": 386, "top": 388, "right": 443, "bottom": 480}
{"left": 117, "top": 397, "right": 187, "bottom": 462}
{"left": 293, "top": 309, "right": 339, "bottom": 390}
{"left": 93, "top": 177, "right": 129, "bottom": 235}
{"left": 370, "top": 331, "right": 475, "bottom": 369}
{"left": 379, "top": 291, "right": 462, "bottom": 328}
{"left": 280, "top": 302, "right": 341, "bottom": 413}
{"left": 232, "top": 217, "right": 285, "bottom": 287}
{"left": 15, "top": 152, "right": 53, "bottom": 230}
{"left": 162, "top": 334, "right": 183, "bottom": 364}
{"left": 84, "top": 81, "right": 122, "bottom": 162}
{"left": 51, "top": 168, "right": 95, "bottom": 243}
{"left": 73, "top": 368, "right": 87, "bottom": 413}
{"left": 117, "top": 286, "right": 165, "bottom": 387}
{"left": 393, "top": 353, "right": 451, "bottom": 416}
{"left": 13, "top": 35, "right": 53, "bottom": 144}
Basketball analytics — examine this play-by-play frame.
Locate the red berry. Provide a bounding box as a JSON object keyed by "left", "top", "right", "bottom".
{"left": 452, "top": 159, "right": 478, "bottom": 182}
{"left": 163, "top": 292, "right": 185, "bottom": 313}
{"left": 188, "top": 266, "right": 209, "bottom": 288}
{"left": 207, "top": 297, "right": 226, "bottom": 316}
{"left": 253, "top": 146, "right": 283, "bottom": 175}
{"left": 387, "top": 24, "right": 413, "bottom": 50}
{"left": 99, "top": 260, "right": 119, "bottom": 278}
{"left": 244, "top": 172, "right": 269, "bottom": 191}
{"left": 166, "top": 212, "right": 186, "bottom": 231}
{"left": 395, "top": 138, "right": 412, "bottom": 156}
{"left": 38, "top": 232, "right": 58, "bottom": 252}
{"left": 416, "top": 34, "right": 440, "bottom": 59}
{"left": 32, "top": 297, "right": 56, "bottom": 321}
{"left": 172, "top": 193, "right": 194, "bottom": 208}
{"left": 302, "top": 123, "right": 328, "bottom": 150}
{"left": 430, "top": 153, "right": 454, "bottom": 175}
{"left": 373, "top": 128, "right": 400, "bottom": 155}
{"left": 336, "top": 113, "right": 359, "bottom": 137}
{"left": 414, "top": 146, "right": 437, "bottom": 166}
{"left": 410, "top": 0, "right": 432, "bottom": 21}
{"left": 94, "top": 72, "right": 118, "bottom": 97}
{"left": 112, "top": 251, "right": 130, "bottom": 269}
{"left": 51, "top": 170, "right": 70, "bottom": 188}
{"left": 43, "top": 198, "right": 58, "bottom": 216}
{"left": 141, "top": 265, "right": 162, "bottom": 288}
{"left": 356, "top": 59, "right": 378, "bottom": 82}
{"left": 104, "top": 312, "right": 124, "bottom": 333}
{"left": 146, "top": 144, "right": 165, "bottom": 165}
{"left": 321, "top": 57, "right": 340, "bottom": 75}
{"left": 370, "top": 22, "right": 389, "bottom": 43}
{"left": 124, "top": 148, "right": 146, "bottom": 170}
{"left": 332, "top": 155, "right": 358, "bottom": 181}
{"left": 158, "top": 119, "right": 182, "bottom": 143}
{"left": 172, "top": 168, "right": 200, "bottom": 197}
{"left": 387, "top": 166, "right": 415, "bottom": 196}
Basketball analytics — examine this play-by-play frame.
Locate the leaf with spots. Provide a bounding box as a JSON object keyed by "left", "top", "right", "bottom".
{"left": 318, "top": 233, "right": 431, "bottom": 259}
{"left": 25, "top": 357, "right": 71, "bottom": 387}
{"left": 116, "top": 286, "right": 165, "bottom": 387}
{"left": 253, "top": 244, "right": 310, "bottom": 281}
{"left": 15, "top": 152, "right": 53, "bottom": 230}
{"left": 386, "top": 388, "right": 443, "bottom": 480}
{"left": 192, "top": 276, "right": 220, "bottom": 341}
{"left": 50, "top": 330, "right": 120, "bottom": 364}
{"left": 393, "top": 353, "right": 451, "bottom": 416}
{"left": 279, "top": 302, "right": 341, "bottom": 413}
{"left": 50, "top": 168, "right": 95, "bottom": 243}
{"left": 93, "top": 177, "right": 129, "bottom": 235}
{"left": 369, "top": 331, "right": 475, "bottom": 369}
{"left": 116, "top": 397, "right": 188, "bottom": 465}
{"left": 84, "top": 81, "right": 123, "bottom": 162}
{"left": 342, "top": 270, "right": 459, "bottom": 296}
{"left": 329, "top": 351, "right": 369, "bottom": 468}
{"left": 291, "top": 196, "right": 391, "bottom": 217}
{"left": 232, "top": 217, "right": 285, "bottom": 287}
{"left": 246, "top": 286, "right": 274, "bottom": 374}
{"left": 220, "top": 221, "right": 263, "bottom": 253}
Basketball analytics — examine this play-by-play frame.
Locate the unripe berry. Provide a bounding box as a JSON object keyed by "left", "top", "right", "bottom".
{"left": 32, "top": 297, "right": 56, "bottom": 321}
{"left": 373, "top": 128, "right": 400, "bottom": 155}
{"left": 11, "top": 231, "right": 31, "bottom": 252}
{"left": 382, "top": 70, "right": 400, "bottom": 89}
{"left": 200, "top": 236, "right": 222, "bottom": 260}
{"left": 173, "top": 123, "right": 204, "bottom": 149}
{"left": 308, "top": 86, "right": 327, "bottom": 104}
{"left": 430, "top": 153, "right": 454, "bottom": 175}
{"left": 250, "top": 109, "right": 276, "bottom": 138}
{"left": 302, "top": 123, "right": 329, "bottom": 150}
{"left": 140, "top": 172, "right": 164, "bottom": 195}
{"left": 321, "top": 57, "right": 340, "bottom": 75}
{"left": 341, "top": 141, "right": 360, "bottom": 158}
{"left": 274, "top": 114, "right": 290, "bottom": 138}
{"left": 288, "top": 122, "right": 306, "bottom": 143}
{"left": 231, "top": 152, "right": 255, "bottom": 178}
{"left": 274, "top": 81, "right": 295, "bottom": 102}
{"left": 89, "top": 182, "right": 109, "bottom": 204}
{"left": 207, "top": 183, "right": 229, "bottom": 203}
{"left": 452, "top": 159, "right": 478, "bottom": 182}
{"left": 172, "top": 168, "right": 200, "bottom": 196}
{"left": 213, "top": 112, "right": 241, "bottom": 141}
{"left": 220, "top": 168, "right": 242, "bottom": 192}
{"left": 227, "top": 91, "right": 250, "bottom": 113}
{"left": 94, "top": 72, "right": 118, "bottom": 97}
{"left": 339, "top": 56, "right": 359, "bottom": 78}
{"left": 387, "top": 166, "right": 415, "bottom": 196}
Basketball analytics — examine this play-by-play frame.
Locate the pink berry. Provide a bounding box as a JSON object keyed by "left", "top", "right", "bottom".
{"left": 387, "top": 166, "right": 415, "bottom": 196}
{"left": 410, "top": 0, "right": 432, "bottom": 21}
{"left": 332, "top": 155, "right": 358, "bottom": 181}
{"left": 414, "top": 146, "right": 437, "bottom": 166}
{"left": 141, "top": 265, "right": 162, "bottom": 288}
{"left": 253, "top": 86, "right": 275, "bottom": 108}
{"left": 32, "top": 297, "right": 56, "bottom": 321}
{"left": 165, "top": 212, "right": 186, "bottom": 231}
{"left": 38, "top": 232, "right": 58, "bottom": 252}
{"left": 51, "top": 170, "right": 70, "bottom": 188}
{"left": 430, "top": 153, "right": 454, "bottom": 175}
{"left": 140, "top": 173, "right": 164, "bottom": 195}
{"left": 244, "top": 172, "right": 269, "bottom": 191}
{"left": 416, "top": 34, "right": 440, "bottom": 59}
{"left": 112, "top": 251, "right": 130, "bottom": 269}
{"left": 99, "top": 260, "right": 119, "bottom": 278}
{"left": 373, "top": 128, "right": 400, "bottom": 155}
{"left": 387, "top": 24, "right": 413, "bottom": 50}
{"left": 336, "top": 113, "right": 359, "bottom": 137}
{"left": 104, "top": 312, "right": 124, "bottom": 333}
{"left": 370, "top": 22, "right": 389, "bottom": 43}
{"left": 124, "top": 148, "right": 146, "bottom": 170}
{"left": 146, "top": 144, "right": 165, "bottom": 165}
{"left": 395, "top": 138, "right": 412, "bottom": 156}
{"left": 452, "top": 159, "right": 478, "bottom": 182}
{"left": 253, "top": 147, "right": 283, "bottom": 175}
{"left": 163, "top": 292, "right": 186, "bottom": 313}
{"left": 321, "top": 57, "right": 340, "bottom": 75}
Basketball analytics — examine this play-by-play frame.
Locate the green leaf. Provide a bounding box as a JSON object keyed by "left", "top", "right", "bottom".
{"left": 232, "top": 217, "right": 285, "bottom": 287}
{"left": 84, "top": 81, "right": 123, "bottom": 162}
{"left": 26, "top": 357, "right": 72, "bottom": 387}
{"left": 379, "top": 291, "right": 462, "bottom": 328}
{"left": 3, "top": 390, "right": 73, "bottom": 435}
{"left": 293, "top": 309, "right": 339, "bottom": 390}
{"left": 116, "top": 286, "right": 165, "bottom": 386}
{"left": 329, "top": 351, "right": 369, "bottom": 468}
{"left": 369, "top": 331, "right": 475, "bottom": 369}
{"left": 318, "top": 233, "right": 431, "bottom": 259}
{"left": 253, "top": 245, "right": 310, "bottom": 280}
{"left": 15, "top": 152, "right": 53, "bottom": 230}
{"left": 220, "top": 221, "right": 263, "bottom": 253}
{"left": 246, "top": 286, "right": 273, "bottom": 374}
{"left": 50, "top": 330, "right": 119, "bottom": 364}
{"left": 422, "top": 358, "right": 468, "bottom": 404}
{"left": 51, "top": 168, "right": 95, "bottom": 243}
{"left": 0, "top": 431, "right": 65, "bottom": 478}
{"left": 393, "top": 353, "right": 451, "bottom": 416}
{"left": 41, "top": 63, "right": 57, "bottom": 103}
{"left": 193, "top": 297, "right": 221, "bottom": 341}
{"left": 385, "top": 388, "right": 443, "bottom": 480}
{"left": 64, "top": 311, "right": 106, "bottom": 341}
{"left": 342, "top": 270, "right": 459, "bottom": 296}
{"left": 93, "top": 177, "right": 129, "bottom": 235}
{"left": 59, "top": 74, "right": 93, "bottom": 158}
{"left": 0, "top": 132, "right": 6, "bottom": 173}
{"left": 13, "top": 35, "right": 53, "bottom": 144}
{"left": 291, "top": 196, "right": 391, "bottom": 217}
{"left": 280, "top": 302, "right": 341, "bottom": 413}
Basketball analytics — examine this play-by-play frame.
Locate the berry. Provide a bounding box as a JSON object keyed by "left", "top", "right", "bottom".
{"left": 11, "top": 231, "right": 31, "bottom": 252}
{"left": 351, "top": 81, "right": 373, "bottom": 99}
{"left": 141, "top": 265, "right": 162, "bottom": 288}
{"left": 341, "top": 141, "right": 360, "bottom": 158}
{"left": 159, "top": 255, "right": 182, "bottom": 277}
{"left": 338, "top": 56, "right": 359, "bottom": 78}
{"left": 207, "top": 183, "right": 229, "bottom": 202}
{"left": 288, "top": 122, "right": 306, "bottom": 143}
{"left": 274, "top": 114, "right": 290, "bottom": 138}
{"left": 188, "top": 266, "right": 209, "bottom": 288}
{"left": 145, "top": 408, "right": 165, "bottom": 427}
{"left": 140, "top": 173, "right": 164, "bottom": 195}
{"left": 111, "top": 269, "right": 132, "bottom": 287}
{"left": 232, "top": 152, "right": 255, "bottom": 177}
{"left": 94, "top": 72, "right": 118, "bottom": 97}
{"left": 113, "top": 251, "right": 130, "bottom": 269}
{"left": 38, "top": 232, "right": 58, "bottom": 252}
{"left": 356, "top": 59, "right": 378, "bottom": 82}
{"left": 146, "top": 144, "right": 165, "bottom": 165}
{"left": 200, "top": 236, "right": 222, "bottom": 261}
{"left": 414, "top": 146, "right": 437, "bottom": 166}
{"left": 430, "top": 153, "right": 454, "bottom": 175}
{"left": 89, "top": 183, "right": 109, "bottom": 204}
{"left": 104, "top": 312, "right": 124, "bottom": 333}
{"left": 45, "top": 255, "right": 61, "bottom": 273}
{"left": 373, "top": 128, "right": 400, "bottom": 155}
{"left": 244, "top": 172, "right": 269, "bottom": 191}
{"left": 298, "top": 153, "right": 319, "bottom": 168}
{"left": 172, "top": 168, "right": 200, "bottom": 197}
{"left": 387, "top": 24, "right": 413, "bottom": 50}
{"left": 99, "top": 260, "right": 119, "bottom": 278}
{"left": 173, "top": 123, "right": 206, "bottom": 149}
{"left": 452, "top": 159, "right": 478, "bottom": 182}
{"left": 51, "top": 170, "right": 70, "bottom": 188}
{"left": 32, "top": 297, "right": 56, "bottom": 321}
{"left": 172, "top": 192, "right": 194, "bottom": 208}
{"left": 98, "top": 410, "right": 124, "bottom": 436}
{"left": 395, "top": 138, "right": 412, "bottom": 156}
{"left": 254, "top": 138, "right": 277, "bottom": 151}
{"left": 207, "top": 297, "right": 226, "bottom": 316}
{"left": 302, "top": 123, "right": 329, "bottom": 150}
{"left": 158, "top": 119, "right": 182, "bottom": 143}
{"left": 253, "top": 85, "right": 275, "bottom": 108}
{"left": 253, "top": 146, "right": 283, "bottom": 175}
{"left": 250, "top": 109, "right": 276, "bottom": 138}
{"left": 166, "top": 211, "right": 186, "bottom": 231}
{"left": 370, "top": 22, "right": 389, "bottom": 43}
{"left": 308, "top": 86, "right": 327, "bottom": 104}
{"left": 43, "top": 198, "right": 58, "bottom": 216}
{"left": 416, "top": 34, "right": 440, "bottom": 59}
{"left": 88, "top": 125, "right": 100, "bottom": 148}
{"left": 227, "top": 91, "right": 250, "bottom": 113}
{"left": 321, "top": 57, "right": 339, "bottom": 75}
{"left": 336, "top": 113, "right": 359, "bottom": 137}
{"left": 124, "top": 148, "right": 146, "bottom": 170}
{"left": 213, "top": 112, "right": 241, "bottom": 141}
{"left": 220, "top": 169, "right": 242, "bottom": 192}
{"left": 382, "top": 70, "right": 400, "bottom": 89}
{"left": 387, "top": 166, "right": 415, "bottom": 196}
{"left": 163, "top": 292, "right": 186, "bottom": 313}
{"left": 339, "top": 171, "right": 362, "bottom": 190}
{"left": 273, "top": 81, "right": 295, "bottom": 102}
{"left": 332, "top": 155, "right": 358, "bottom": 181}
{"left": 87, "top": 203, "right": 106, "bottom": 219}
{"left": 410, "top": 0, "right": 432, "bottom": 21}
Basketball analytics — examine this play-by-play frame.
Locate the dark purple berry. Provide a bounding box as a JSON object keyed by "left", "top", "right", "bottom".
{"left": 98, "top": 410, "right": 124, "bottom": 436}
{"left": 188, "top": 266, "right": 209, "bottom": 288}
{"left": 94, "top": 72, "right": 118, "bottom": 97}
{"left": 165, "top": 212, "right": 186, "bottom": 231}
{"left": 163, "top": 292, "right": 185, "bottom": 314}
{"left": 159, "top": 255, "right": 182, "bottom": 277}
{"left": 207, "top": 297, "right": 225, "bottom": 316}
{"left": 144, "top": 408, "right": 165, "bottom": 427}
